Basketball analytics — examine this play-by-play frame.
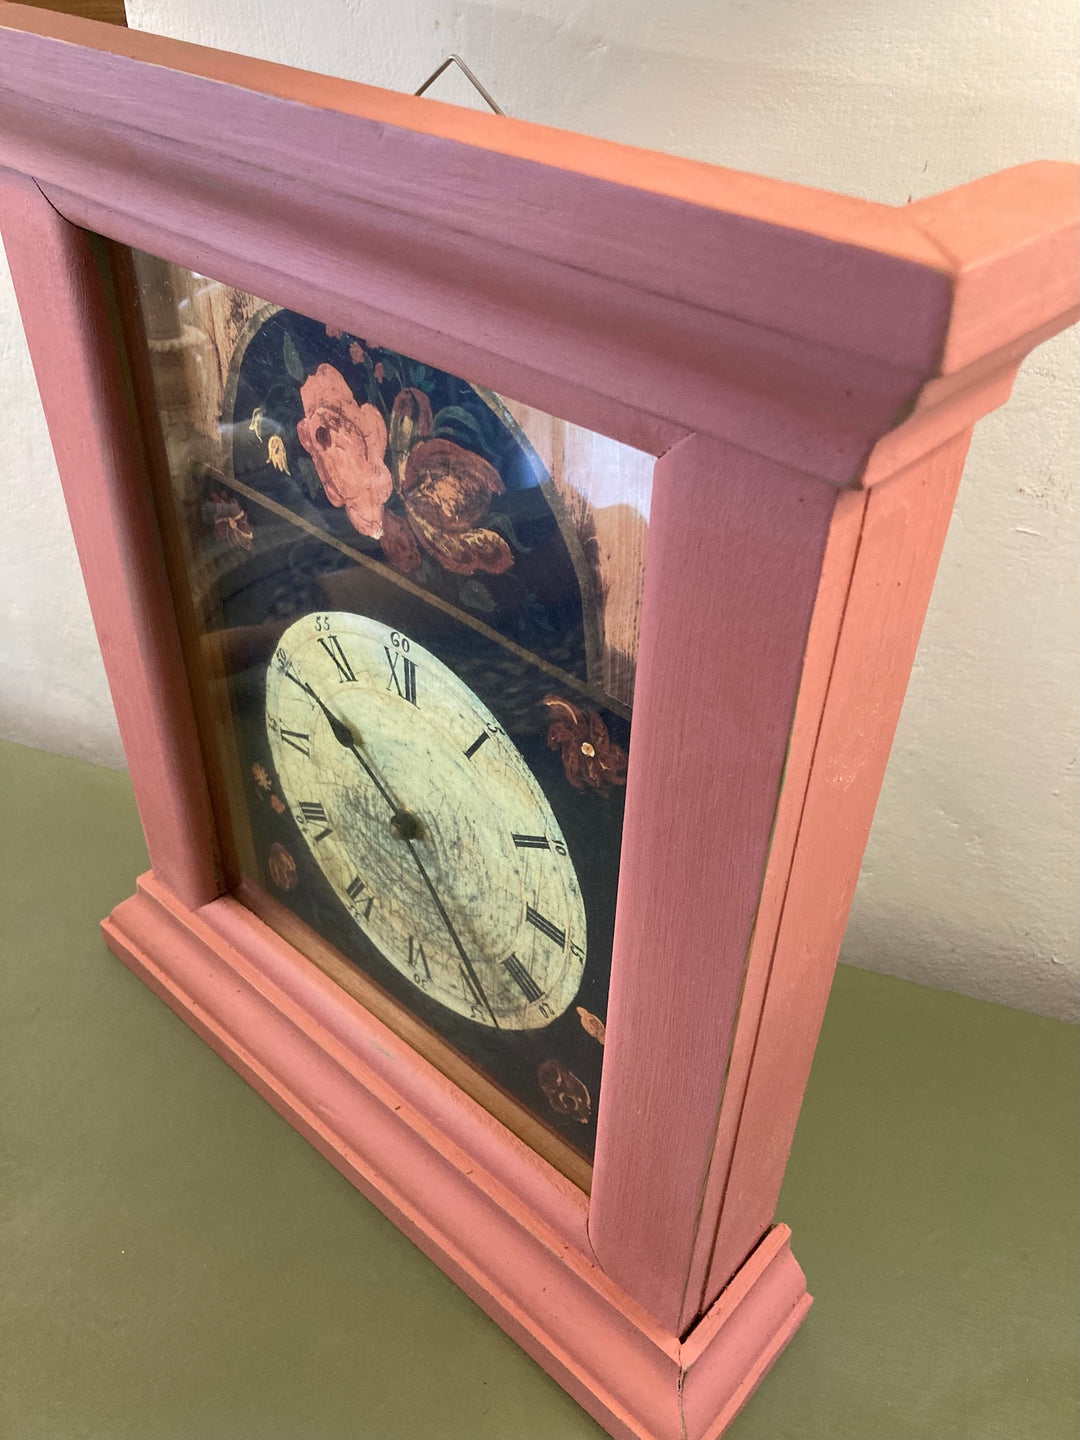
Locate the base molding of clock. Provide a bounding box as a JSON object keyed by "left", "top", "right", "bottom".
{"left": 102, "top": 872, "right": 811, "bottom": 1440}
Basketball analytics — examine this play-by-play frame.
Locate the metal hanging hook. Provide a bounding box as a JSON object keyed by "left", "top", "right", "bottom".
{"left": 413, "top": 54, "right": 505, "bottom": 116}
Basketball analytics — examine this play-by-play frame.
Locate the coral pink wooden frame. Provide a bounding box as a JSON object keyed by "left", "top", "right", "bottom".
{"left": 2, "top": 7, "right": 1076, "bottom": 1436}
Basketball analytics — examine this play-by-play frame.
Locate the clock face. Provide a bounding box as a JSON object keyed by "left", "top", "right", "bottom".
{"left": 266, "top": 611, "right": 586, "bottom": 1030}
{"left": 129, "top": 250, "right": 654, "bottom": 1177}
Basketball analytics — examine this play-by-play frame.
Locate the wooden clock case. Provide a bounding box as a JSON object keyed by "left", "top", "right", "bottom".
{"left": 1, "top": 7, "right": 1076, "bottom": 1436}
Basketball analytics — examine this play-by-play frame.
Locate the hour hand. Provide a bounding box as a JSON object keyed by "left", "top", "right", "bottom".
{"left": 321, "top": 700, "right": 360, "bottom": 753}
{"left": 291, "top": 671, "right": 405, "bottom": 819}
{"left": 285, "top": 668, "right": 354, "bottom": 746}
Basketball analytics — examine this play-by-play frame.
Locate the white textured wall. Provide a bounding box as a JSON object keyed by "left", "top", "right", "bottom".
{"left": 1, "top": 0, "right": 1075, "bottom": 1017}
{"left": 0, "top": 260, "right": 125, "bottom": 767}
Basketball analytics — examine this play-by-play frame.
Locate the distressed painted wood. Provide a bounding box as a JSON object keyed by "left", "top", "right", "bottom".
{"left": 702, "top": 432, "right": 975, "bottom": 1303}
{"left": 0, "top": 4, "right": 958, "bottom": 478}
{"left": 589, "top": 436, "right": 838, "bottom": 1329}
{"left": 103, "top": 871, "right": 809, "bottom": 1440}
{"left": 679, "top": 174, "right": 1080, "bottom": 1318}
{"left": 0, "top": 5, "right": 1076, "bottom": 1435}
{"left": 0, "top": 170, "right": 219, "bottom": 910}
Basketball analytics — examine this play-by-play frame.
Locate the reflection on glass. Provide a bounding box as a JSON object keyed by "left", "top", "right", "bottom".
{"left": 131, "top": 250, "right": 654, "bottom": 1183}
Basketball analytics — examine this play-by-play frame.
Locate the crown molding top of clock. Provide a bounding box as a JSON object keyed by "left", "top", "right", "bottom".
{"left": 0, "top": 2, "right": 1076, "bottom": 487}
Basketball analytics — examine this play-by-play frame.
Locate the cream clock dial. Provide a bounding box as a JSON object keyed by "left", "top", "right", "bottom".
{"left": 266, "top": 611, "right": 587, "bottom": 1030}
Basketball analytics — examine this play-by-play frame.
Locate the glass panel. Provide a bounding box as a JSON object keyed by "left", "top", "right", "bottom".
{"left": 129, "top": 249, "right": 654, "bottom": 1184}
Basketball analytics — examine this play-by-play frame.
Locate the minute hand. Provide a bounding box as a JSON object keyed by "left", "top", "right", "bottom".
{"left": 400, "top": 836, "right": 500, "bottom": 1029}
{"left": 293, "top": 671, "right": 500, "bottom": 1028}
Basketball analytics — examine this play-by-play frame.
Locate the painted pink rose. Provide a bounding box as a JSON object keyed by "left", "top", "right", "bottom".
{"left": 542, "top": 696, "right": 628, "bottom": 793}
{"left": 296, "top": 364, "right": 392, "bottom": 538}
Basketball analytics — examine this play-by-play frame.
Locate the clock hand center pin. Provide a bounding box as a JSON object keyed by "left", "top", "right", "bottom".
{"left": 296, "top": 670, "right": 499, "bottom": 1028}
{"left": 311, "top": 687, "right": 422, "bottom": 841}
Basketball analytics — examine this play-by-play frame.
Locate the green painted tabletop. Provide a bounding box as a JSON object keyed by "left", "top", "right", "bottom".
{"left": 1, "top": 737, "right": 1076, "bottom": 1440}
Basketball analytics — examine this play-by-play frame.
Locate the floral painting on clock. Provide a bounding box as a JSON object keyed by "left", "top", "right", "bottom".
{"left": 131, "top": 251, "right": 655, "bottom": 1181}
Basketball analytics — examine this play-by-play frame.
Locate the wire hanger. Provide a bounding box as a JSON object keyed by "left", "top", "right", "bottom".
{"left": 413, "top": 55, "right": 505, "bottom": 116}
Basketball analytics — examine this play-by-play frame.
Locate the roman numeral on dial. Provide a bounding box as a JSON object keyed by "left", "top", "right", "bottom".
{"left": 298, "top": 800, "right": 332, "bottom": 841}
{"left": 384, "top": 648, "right": 418, "bottom": 705}
{"left": 284, "top": 668, "right": 315, "bottom": 698}
{"left": 525, "top": 905, "right": 566, "bottom": 948}
{"left": 463, "top": 732, "right": 490, "bottom": 760}
{"left": 460, "top": 963, "right": 486, "bottom": 1010}
{"left": 345, "top": 874, "right": 374, "bottom": 919}
{"left": 512, "top": 833, "right": 550, "bottom": 850}
{"left": 502, "top": 953, "right": 543, "bottom": 1002}
{"left": 317, "top": 634, "right": 356, "bottom": 684}
{"left": 279, "top": 728, "right": 310, "bottom": 756}
{"left": 408, "top": 935, "right": 432, "bottom": 981}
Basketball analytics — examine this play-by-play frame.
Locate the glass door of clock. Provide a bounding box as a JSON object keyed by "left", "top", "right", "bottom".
{"left": 122, "top": 247, "right": 655, "bottom": 1187}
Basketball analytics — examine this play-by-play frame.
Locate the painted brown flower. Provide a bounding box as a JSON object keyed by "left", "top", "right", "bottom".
{"left": 380, "top": 388, "right": 513, "bottom": 577}
{"left": 543, "top": 696, "right": 628, "bottom": 793}
{"left": 211, "top": 492, "right": 254, "bottom": 551}
{"left": 296, "top": 364, "right": 392, "bottom": 539}
{"left": 387, "top": 387, "right": 433, "bottom": 488}
{"left": 267, "top": 842, "right": 298, "bottom": 891}
{"left": 537, "top": 1059, "right": 591, "bottom": 1124}
{"left": 374, "top": 509, "right": 418, "bottom": 573}
{"left": 401, "top": 439, "right": 512, "bottom": 576}
{"left": 269, "top": 794, "right": 286, "bottom": 815}
{"left": 576, "top": 1007, "right": 606, "bottom": 1044}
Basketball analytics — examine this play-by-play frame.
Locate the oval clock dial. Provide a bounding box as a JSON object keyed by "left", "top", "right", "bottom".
{"left": 266, "top": 611, "right": 587, "bottom": 1030}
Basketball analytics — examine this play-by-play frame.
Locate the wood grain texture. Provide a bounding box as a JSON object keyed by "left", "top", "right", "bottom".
{"left": 104, "top": 872, "right": 809, "bottom": 1440}
{"left": 588, "top": 433, "right": 838, "bottom": 1330}
{"left": 906, "top": 164, "right": 1080, "bottom": 375}
{"left": 701, "top": 431, "right": 974, "bottom": 1298}
{"left": 1, "top": 11, "right": 1072, "bottom": 490}
{"left": 0, "top": 170, "right": 219, "bottom": 909}
{"left": 500, "top": 395, "right": 655, "bottom": 706}
{"left": 679, "top": 485, "right": 868, "bottom": 1321}
{"left": 0, "top": 5, "right": 955, "bottom": 484}
{"left": 19, "top": 0, "right": 124, "bottom": 24}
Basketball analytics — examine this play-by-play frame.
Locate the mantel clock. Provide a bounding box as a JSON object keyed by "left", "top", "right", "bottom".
{"left": 1, "top": 7, "right": 1075, "bottom": 1437}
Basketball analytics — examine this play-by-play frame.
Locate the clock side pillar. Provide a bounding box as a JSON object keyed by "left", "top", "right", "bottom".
{"left": 691, "top": 166, "right": 1080, "bottom": 1318}
{"left": 590, "top": 163, "right": 1079, "bottom": 1338}
{"left": 0, "top": 172, "right": 222, "bottom": 910}
{"left": 692, "top": 429, "right": 973, "bottom": 1310}
{"left": 589, "top": 430, "right": 845, "bottom": 1333}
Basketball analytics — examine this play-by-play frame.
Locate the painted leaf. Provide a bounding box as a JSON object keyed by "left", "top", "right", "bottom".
{"left": 484, "top": 509, "right": 533, "bottom": 554}
{"left": 432, "top": 405, "right": 487, "bottom": 448}
{"left": 282, "top": 331, "right": 306, "bottom": 383}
